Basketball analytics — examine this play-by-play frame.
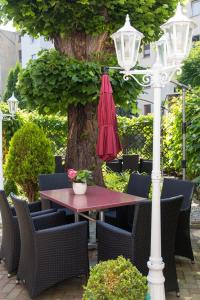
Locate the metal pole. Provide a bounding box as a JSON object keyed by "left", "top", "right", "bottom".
{"left": 147, "top": 68, "right": 165, "bottom": 300}
{"left": 0, "top": 110, "right": 3, "bottom": 189}
{"left": 182, "top": 87, "right": 186, "bottom": 180}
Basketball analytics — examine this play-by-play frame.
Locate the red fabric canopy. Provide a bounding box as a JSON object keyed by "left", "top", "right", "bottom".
{"left": 96, "top": 74, "right": 122, "bottom": 161}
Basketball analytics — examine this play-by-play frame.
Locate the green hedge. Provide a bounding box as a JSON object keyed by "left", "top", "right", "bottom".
{"left": 1, "top": 103, "right": 67, "bottom": 159}
{"left": 1, "top": 96, "right": 199, "bottom": 182}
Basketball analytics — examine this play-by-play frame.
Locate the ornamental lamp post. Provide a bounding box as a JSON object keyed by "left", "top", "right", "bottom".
{"left": 161, "top": 3, "right": 197, "bottom": 65}
{"left": 156, "top": 34, "right": 168, "bottom": 67}
{"left": 111, "top": 3, "right": 196, "bottom": 300}
{"left": 111, "top": 14, "right": 144, "bottom": 72}
{"left": 0, "top": 93, "right": 18, "bottom": 190}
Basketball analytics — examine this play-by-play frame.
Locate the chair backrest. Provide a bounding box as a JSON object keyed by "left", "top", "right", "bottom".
{"left": 127, "top": 173, "right": 151, "bottom": 198}
{"left": 54, "top": 156, "right": 65, "bottom": 173}
{"left": 106, "top": 160, "right": 122, "bottom": 173}
{"left": 122, "top": 155, "right": 139, "bottom": 172}
{"left": 10, "top": 193, "right": 35, "bottom": 244}
{"left": 0, "top": 190, "right": 14, "bottom": 227}
{"left": 38, "top": 173, "right": 71, "bottom": 191}
{"left": 139, "top": 159, "right": 152, "bottom": 175}
{"left": 132, "top": 196, "right": 183, "bottom": 275}
{"left": 161, "top": 178, "right": 194, "bottom": 210}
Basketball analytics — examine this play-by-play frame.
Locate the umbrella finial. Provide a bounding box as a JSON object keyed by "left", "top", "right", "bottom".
{"left": 103, "top": 66, "right": 109, "bottom": 74}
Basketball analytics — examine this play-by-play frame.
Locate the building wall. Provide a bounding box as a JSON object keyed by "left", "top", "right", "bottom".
{"left": 137, "top": 0, "right": 200, "bottom": 115}
{"left": 21, "top": 34, "right": 54, "bottom": 67}
{"left": 0, "top": 30, "right": 21, "bottom": 99}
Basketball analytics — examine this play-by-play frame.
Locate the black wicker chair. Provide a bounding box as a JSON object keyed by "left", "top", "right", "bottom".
{"left": 122, "top": 154, "right": 139, "bottom": 172}
{"left": 105, "top": 173, "right": 151, "bottom": 230}
{"left": 55, "top": 156, "right": 65, "bottom": 173}
{"left": 139, "top": 159, "right": 153, "bottom": 175}
{"left": 0, "top": 191, "right": 56, "bottom": 276}
{"left": 12, "top": 194, "right": 89, "bottom": 298}
{"left": 106, "top": 159, "right": 122, "bottom": 173}
{"left": 161, "top": 178, "right": 195, "bottom": 262}
{"left": 97, "top": 196, "right": 183, "bottom": 295}
{"left": 38, "top": 173, "right": 74, "bottom": 221}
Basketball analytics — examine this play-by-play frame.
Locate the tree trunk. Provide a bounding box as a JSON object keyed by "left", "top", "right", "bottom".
{"left": 66, "top": 103, "right": 104, "bottom": 186}
{"left": 54, "top": 33, "right": 108, "bottom": 185}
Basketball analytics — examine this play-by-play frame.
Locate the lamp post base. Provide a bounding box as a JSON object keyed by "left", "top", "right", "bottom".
{"left": 147, "top": 259, "right": 165, "bottom": 300}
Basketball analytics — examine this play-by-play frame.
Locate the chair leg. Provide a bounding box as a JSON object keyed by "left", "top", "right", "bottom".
{"left": 16, "top": 277, "right": 20, "bottom": 285}
{"left": 176, "top": 287, "right": 180, "bottom": 298}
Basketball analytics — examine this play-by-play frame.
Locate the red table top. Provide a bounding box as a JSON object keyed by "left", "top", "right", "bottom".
{"left": 39, "top": 186, "right": 145, "bottom": 213}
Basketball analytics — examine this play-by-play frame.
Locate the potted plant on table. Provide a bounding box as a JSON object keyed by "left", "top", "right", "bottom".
{"left": 67, "top": 169, "right": 92, "bottom": 195}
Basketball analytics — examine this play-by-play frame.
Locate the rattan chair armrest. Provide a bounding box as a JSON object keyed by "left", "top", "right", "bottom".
{"left": 30, "top": 208, "right": 56, "bottom": 217}
{"left": 10, "top": 206, "right": 16, "bottom": 216}
{"left": 28, "top": 201, "right": 42, "bottom": 212}
{"left": 97, "top": 221, "right": 132, "bottom": 237}
{"left": 35, "top": 221, "right": 88, "bottom": 242}
{"left": 32, "top": 211, "right": 67, "bottom": 231}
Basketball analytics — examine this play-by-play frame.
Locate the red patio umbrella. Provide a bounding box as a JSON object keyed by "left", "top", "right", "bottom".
{"left": 96, "top": 74, "right": 122, "bottom": 161}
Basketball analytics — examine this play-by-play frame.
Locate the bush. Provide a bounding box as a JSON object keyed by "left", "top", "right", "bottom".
{"left": 103, "top": 166, "right": 130, "bottom": 192}
{"left": 83, "top": 256, "right": 148, "bottom": 300}
{"left": 0, "top": 103, "right": 67, "bottom": 158}
{"left": 163, "top": 90, "right": 200, "bottom": 179}
{"left": 4, "top": 122, "right": 55, "bottom": 201}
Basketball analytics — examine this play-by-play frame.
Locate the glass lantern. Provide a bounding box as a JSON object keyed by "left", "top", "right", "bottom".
{"left": 156, "top": 34, "right": 168, "bottom": 66}
{"left": 7, "top": 93, "right": 19, "bottom": 115}
{"left": 161, "top": 3, "right": 197, "bottom": 65}
{"left": 111, "top": 15, "right": 144, "bottom": 71}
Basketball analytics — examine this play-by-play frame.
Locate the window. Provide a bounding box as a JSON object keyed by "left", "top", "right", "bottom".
{"left": 31, "top": 54, "right": 37, "bottom": 59}
{"left": 192, "top": 34, "right": 200, "bottom": 42}
{"left": 30, "top": 37, "right": 35, "bottom": 43}
{"left": 143, "top": 44, "right": 150, "bottom": 57}
{"left": 192, "top": 0, "right": 200, "bottom": 16}
{"left": 144, "top": 104, "right": 151, "bottom": 115}
{"left": 19, "top": 50, "right": 22, "bottom": 63}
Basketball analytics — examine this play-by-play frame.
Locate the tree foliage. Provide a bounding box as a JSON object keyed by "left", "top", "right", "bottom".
{"left": 18, "top": 49, "right": 142, "bottom": 113}
{"left": 3, "top": 62, "right": 23, "bottom": 107}
{"left": 0, "top": 0, "right": 178, "bottom": 42}
{"left": 4, "top": 123, "right": 55, "bottom": 201}
{"left": 179, "top": 42, "right": 200, "bottom": 88}
{"left": 163, "top": 90, "right": 200, "bottom": 179}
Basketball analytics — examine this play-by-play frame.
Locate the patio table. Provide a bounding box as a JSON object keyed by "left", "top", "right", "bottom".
{"left": 39, "top": 185, "right": 145, "bottom": 222}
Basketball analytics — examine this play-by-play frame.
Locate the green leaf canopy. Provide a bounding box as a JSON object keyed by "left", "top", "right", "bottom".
{"left": 0, "top": 0, "right": 178, "bottom": 42}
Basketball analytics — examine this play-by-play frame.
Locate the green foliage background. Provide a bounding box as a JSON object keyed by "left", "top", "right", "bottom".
{"left": 3, "top": 63, "right": 23, "bottom": 107}
{"left": 4, "top": 123, "right": 55, "bottom": 201}
{"left": 179, "top": 42, "right": 200, "bottom": 88}
{"left": 2, "top": 102, "right": 199, "bottom": 182}
{"left": 18, "top": 49, "right": 141, "bottom": 113}
{"left": 0, "top": 0, "right": 178, "bottom": 42}
{"left": 163, "top": 91, "right": 200, "bottom": 179}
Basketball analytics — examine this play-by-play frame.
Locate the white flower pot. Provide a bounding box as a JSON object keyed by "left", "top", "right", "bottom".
{"left": 72, "top": 182, "right": 87, "bottom": 195}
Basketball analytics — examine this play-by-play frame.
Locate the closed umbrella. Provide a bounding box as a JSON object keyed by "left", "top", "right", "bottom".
{"left": 96, "top": 74, "right": 122, "bottom": 161}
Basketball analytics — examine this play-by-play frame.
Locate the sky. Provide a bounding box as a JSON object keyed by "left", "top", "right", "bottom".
{"left": 0, "top": 21, "right": 16, "bottom": 32}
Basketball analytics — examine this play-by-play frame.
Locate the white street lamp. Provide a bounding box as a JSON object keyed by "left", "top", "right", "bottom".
{"left": 111, "top": 3, "right": 196, "bottom": 300}
{"left": 0, "top": 93, "right": 18, "bottom": 190}
{"left": 111, "top": 14, "right": 144, "bottom": 72}
{"left": 161, "top": 3, "right": 196, "bottom": 65}
{"left": 156, "top": 34, "right": 168, "bottom": 67}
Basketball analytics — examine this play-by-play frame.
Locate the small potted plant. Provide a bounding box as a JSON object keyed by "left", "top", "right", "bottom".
{"left": 83, "top": 256, "right": 148, "bottom": 300}
{"left": 67, "top": 169, "right": 92, "bottom": 195}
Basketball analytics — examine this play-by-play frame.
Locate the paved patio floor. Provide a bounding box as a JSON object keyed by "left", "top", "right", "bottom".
{"left": 0, "top": 229, "right": 199, "bottom": 300}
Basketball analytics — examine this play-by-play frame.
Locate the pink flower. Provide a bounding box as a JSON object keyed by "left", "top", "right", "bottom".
{"left": 67, "top": 169, "right": 77, "bottom": 181}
